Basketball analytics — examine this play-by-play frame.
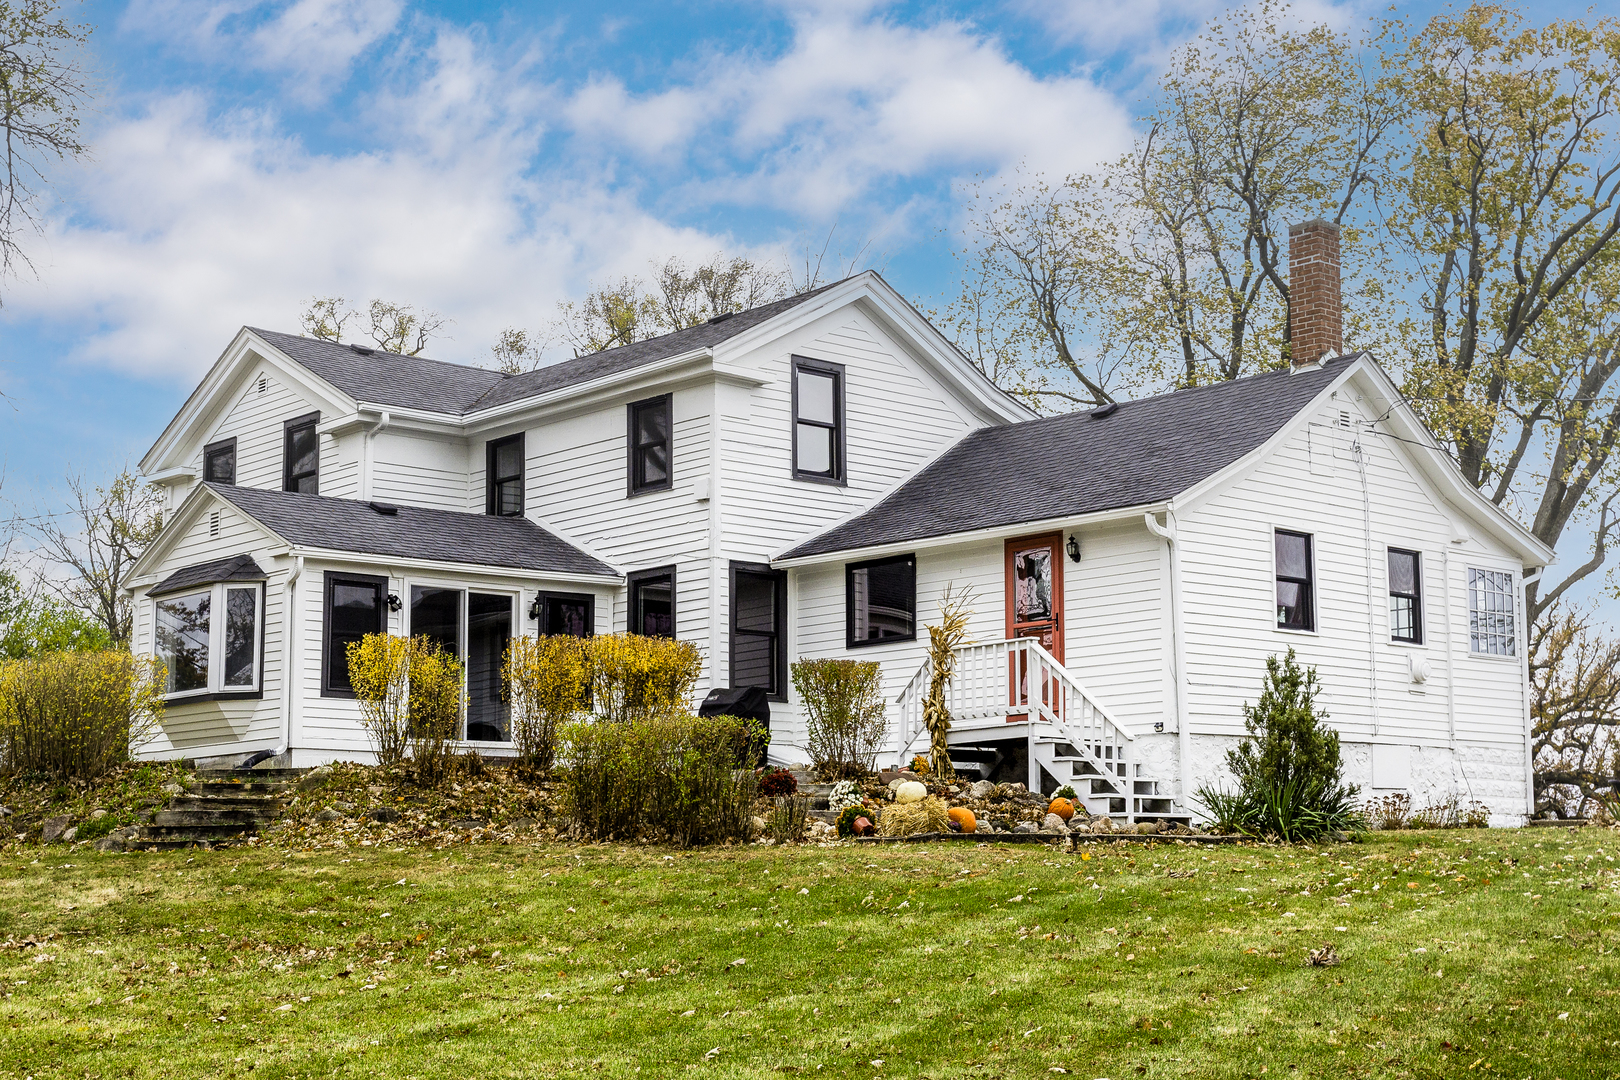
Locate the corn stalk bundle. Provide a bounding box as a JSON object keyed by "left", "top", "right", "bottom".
{"left": 923, "top": 586, "right": 973, "bottom": 780}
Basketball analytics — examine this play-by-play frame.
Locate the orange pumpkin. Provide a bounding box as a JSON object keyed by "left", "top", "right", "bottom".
{"left": 1047, "top": 797, "right": 1075, "bottom": 821}
{"left": 947, "top": 807, "right": 977, "bottom": 834}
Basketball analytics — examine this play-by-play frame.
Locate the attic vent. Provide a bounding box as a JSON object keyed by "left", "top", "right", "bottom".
{"left": 257, "top": 376, "right": 268, "bottom": 394}
{"left": 706, "top": 311, "right": 736, "bottom": 324}
{"left": 368, "top": 501, "right": 399, "bottom": 516}
{"left": 348, "top": 343, "right": 376, "bottom": 356}
{"left": 209, "top": 510, "right": 221, "bottom": 537}
{"left": 1090, "top": 402, "right": 1119, "bottom": 419}
{"left": 1338, "top": 409, "right": 1352, "bottom": 429}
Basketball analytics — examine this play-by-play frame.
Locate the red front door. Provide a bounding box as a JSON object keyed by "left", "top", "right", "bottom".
{"left": 1005, "top": 534, "right": 1064, "bottom": 720}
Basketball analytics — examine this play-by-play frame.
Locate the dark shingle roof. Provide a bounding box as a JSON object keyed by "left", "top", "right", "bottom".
{"left": 206, "top": 484, "right": 617, "bottom": 578}
{"left": 150, "top": 554, "right": 267, "bottom": 597}
{"left": 249, "top": 283, "right": 839, "bottom": 418}
{"left": 780, "top": 357, "right": 1357, "bottom": 560}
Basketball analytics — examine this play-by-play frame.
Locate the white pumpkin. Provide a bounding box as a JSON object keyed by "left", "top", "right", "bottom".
{"left": 894, "top": 781, "right": 928, "bottom": 804}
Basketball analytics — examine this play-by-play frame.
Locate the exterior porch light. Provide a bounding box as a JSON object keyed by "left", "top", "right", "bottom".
{"left": 528, "top": 594, "right": 543, "bottom": 621}
{"left": 1066, "top": 534, "right": 1081, "bottom": 563}
{"left": 386, "top": 592, "right": 402, "bottom": 613}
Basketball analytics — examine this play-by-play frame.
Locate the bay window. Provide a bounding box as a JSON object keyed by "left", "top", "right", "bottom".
{"left": 155, "top": 581, "right": 263, "bottom": 698}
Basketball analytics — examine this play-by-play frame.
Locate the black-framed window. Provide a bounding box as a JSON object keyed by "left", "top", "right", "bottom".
{"left": 323, "top": 572, "right": 386, "bottom": 696}
{"left": 1388, "top": 548, "right": 1423, "bottom": 644}
{"left": 628, "top": 394, "right": 673, "bottom": 495}
{"left": 846, "top": 554, "right": 916, "bottom": 648}
{"left": 628, "top": 567, "right": 676, "bottom": 638}
{"left": 1274, "top": 530, "right": 1315, "bottom": 631}
{"left": 731, "top": 562, "right": 787, "bottom": 698}
{"left": 486, "top": 433, "right": 525, "bottom": 516}
{"left": 793, "top": 357, "right": 846, "bottom": 483}
{"left": 203, "top": 438, "right": 236, "bottom": 485}
{"left": 537, "top": 591, "right": 595, "bottom": 638}
{"left": 283, "top": 412, "right": 320, "bottom": 494}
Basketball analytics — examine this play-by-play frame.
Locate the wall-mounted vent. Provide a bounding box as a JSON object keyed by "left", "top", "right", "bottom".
{"left": 209, "top": 510, "right": 221, "bottom": 537}
{"left": 257, "top": 376, "right": 268, "bottom": 394}
{"left": 1337, "top": 409, "right": 1351, "bottom": 429}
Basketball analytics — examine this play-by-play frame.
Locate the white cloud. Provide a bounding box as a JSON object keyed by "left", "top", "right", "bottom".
{"left": 4, "top": 3, "right": 1139, "bottom": 379}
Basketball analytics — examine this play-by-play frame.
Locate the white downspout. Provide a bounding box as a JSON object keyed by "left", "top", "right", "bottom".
{"left": 360, "top": 411, "right": 390, "bottom": 501}
{"left": 280, "top": 555, "right": 304, "bottom": 762}
{"left": 1143, "top": 511, "right": 1190, "bottom": 813}
{"left": 1443, "top": 545, "right": 1456, "bottom": 748}
{"left": 1521, "top": 566, "right": 1543, "bottom": 821}
{"left": 1353, "top": 437, "right": 1381, "bottom": 736}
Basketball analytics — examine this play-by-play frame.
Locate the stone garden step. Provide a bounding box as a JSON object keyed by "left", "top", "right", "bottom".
{"left": 188, "top": 781, "right": 291, "bottom": 797}
{"left": 167, "top": 796, "right": 286, "bottom": 813}
{"left": 136, "top": 821, "right": 254, "bottom": 840}
{"left": 152, "top": 809, "right": 271, "bottom": 828}
{"left": 195, "top": 768, "right": 309, "bottom": 783}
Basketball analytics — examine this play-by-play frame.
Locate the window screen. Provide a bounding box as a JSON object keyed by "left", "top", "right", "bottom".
{"left": 731, "top": 564, "right": 786, "bottom": 697}
{"left": 539, "top": 592, "right": 594, "bottom": 638}
{"left": 486, "top": 434, "right": 524, "bottom": 516}
{"left": 1388, "top": 548, "right": 1422, "bottom": 644}
{"left": 1469, "top": 568, "right": 1516, "bottom": 656}
{"left": 283, "top": 413, "right": 320, "bottom": 494}
{"left": 793, "top": 358, "right": 844, "bottom": 482}
{"left": 629, "top": 569, "right": 676, "bottom": 638}
{"left": 628, "top": 395, "right": 672, "bottom": 494}
{"left": 324, "top": 574, "right": 384, "bottom": 694}
{"left": 1274, "top": 530, "right": 1315, "bottom": 631}
{"left": 204, "top": 439, "right": 236, "bottom": 485}
{"left": 846, "top": 555, "right": 916, "bottom": 647}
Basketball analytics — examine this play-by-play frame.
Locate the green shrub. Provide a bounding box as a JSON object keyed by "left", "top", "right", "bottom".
{"left": 559, "top": 712, "right": 764, "bottom": 846}
{"left": 1194, "top": 648, "right": 1362, "bottom": 842}
{"left": 835, "top": 804, "right": 870, "bottom": 838}
{"left": 769, "top": 795, "right": 810, "bottom": 842}
{"left": 792, "top": 658, "right": 886, "bottom": 780}
{"left": 0, "top": 651, "right": 165, "bottom": 781}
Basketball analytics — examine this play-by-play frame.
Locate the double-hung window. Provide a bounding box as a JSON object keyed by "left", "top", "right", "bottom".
{"left": 283, "top": 412, "right": 320, "bottom": 494}
{"left": 536, "top": 592, "right": 595, "bottom": 637}
{"left": 628, "top": 394, "right": 672, "bottom": 495}
{"left": 203, "top": 438, "right": 236, "bottom": 485}
{"left": 323, "top": 573, "right": 386, "bottom": 695}
{"left": 629, "top": 568, "right": 676, "bottom": 638}
{"left": 1469, "top": 568, "right": 1516, "bottom": 656}
{"left": 1274, "top": 530, "right": 1315, "bottom": 631}
{"left": 155, "top": 581, "right": 264, "bottom": 698}
{"left": 1388, "top": 548, "right": 1423, "bottom": 643}
{"left": 731, "top": 563, "right": 786, "bottom": 698}
{"left": 846, "top": 554, "right": 916, "bottom": 647}
{"left": 792, "top": 357, "right": 845, "bottom": 483}
{"left": 486, "top": 433, "right": 524, "bottom": 516}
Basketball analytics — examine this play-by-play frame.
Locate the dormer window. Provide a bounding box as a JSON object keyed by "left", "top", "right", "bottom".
{"left": 283, "top": 413, "right": 320, "bottom": 494}
{"left": 204, "top": 438, "right": 236, "bottom": 485}
{"left": 486, "top": 433, "right": 524, "bottom": 516}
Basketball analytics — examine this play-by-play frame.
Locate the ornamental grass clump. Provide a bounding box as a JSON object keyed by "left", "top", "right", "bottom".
{"left": 0, "top": 651, "right": 165, "bottom": 781}
{"left": 1194, "top": 648, "right": 1362, "bottom": 842}
{"left": 504, "top": 634, "right": 590, "bottom": 775}
{"left": 792, "top": 658, "right": 886, "bottom": 780}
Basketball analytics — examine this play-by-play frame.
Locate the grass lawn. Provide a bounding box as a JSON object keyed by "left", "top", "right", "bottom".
{"left": 2, "top": 828, "right": 1617, "bottom": 1079}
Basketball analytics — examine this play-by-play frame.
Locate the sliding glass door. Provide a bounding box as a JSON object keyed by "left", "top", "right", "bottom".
{"left": 408, "top": 585, "right": 513, "bottom": 743}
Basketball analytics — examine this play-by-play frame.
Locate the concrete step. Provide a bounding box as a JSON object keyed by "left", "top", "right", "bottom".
{"left": 153, "top": 809, "right": 273, "bottom": 828}
{"left": 135, "top": 822, "right": 254, "bottom": 841}
{"left": 188, "top": 781, "right": 291, "bottom": 797}
{"left": 168, "top": 796, "right": 285, "bottom": 813}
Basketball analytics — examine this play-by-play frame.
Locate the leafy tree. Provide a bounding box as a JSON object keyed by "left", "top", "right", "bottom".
{"left": 0, "top": 0, "right": 91, "bottom": 296}
{"left": 300, "top": 296, "right": 448, "bottom": 356}
{"left": 25, "top": 471, "right": 163, "bottom": 648}
{"left": 0, "top": 567, "right": 110, "bottom": 658}
{"left": 1530, "top": 605, "right": 1620, "bottom": 819}
{"left": 490, "top": 326, "right": 543, "bottom": 374}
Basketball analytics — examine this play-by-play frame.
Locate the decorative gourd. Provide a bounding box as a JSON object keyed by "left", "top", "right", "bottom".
{"left": 947, "top": 806, "right": 977, "bottom": 833}
{"left": 1048, "top": 797, "right": 1075, "bottom": 821}
{"left": 894, "top": 780, "right": 928, "bottom": 804}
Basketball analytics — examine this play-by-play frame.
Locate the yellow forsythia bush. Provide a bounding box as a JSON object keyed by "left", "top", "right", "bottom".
{"left": 0, "top": 651, "right": 165, "bottom": 780}
{"left": 585, "top": 634, "right": 702, "bottom": 725}
{"left": 503, "top": 634, "right": 589, "bottom": 774}
{"left": 346, "top": 634, "right": 463, "bottom": 779}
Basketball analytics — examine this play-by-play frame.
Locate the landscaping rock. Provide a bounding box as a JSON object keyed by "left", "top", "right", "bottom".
{"left": 449, "top": 819, "right": 484, "bottom": 831}
{"left": 41, "top": 815, "right": 73, "bottom": 843}
{"left": 90, "top": 809, "right": 108, "bottom": 820}
{"left": 162, "top": 782, "right": 185, "bottom": 796}
{"left": 332, "top": 800, "right": 355, "bottom": 813}
{"left": 1090, "top": 817, "right": 1115, "bottom": 833}
{"left": 63, "top": 826, "right": 79, "bottom": 843}
{"left": 1013, "top": 821, "right": 1039, "bottom": 834}
{"left": 508, "top": 817, "right": 538, "bottom": 831}
{"left": 894, "top": 781, "right": 928, "bottom": 805}
{"left": 750, "top": 815, "right": 768, "bottom": 837}
{"left": 96, "top": 836, "right": 125, "bottom": 852}
{"left": 316, "top": 808, "right": 344, "bottom": 823}
{"left": 968, "top": 780, "right": 996, "bottom": 800}
{"left": 367, "top": 807, "right": 401, "bottom": 823}
{"left": 296, "top": 766, "right": 334, "bottom": 791}
{"left": 1043, "top": 813, "right": 1067, "bottom": 832}
{"left": 1135, "top": 821, "right": 1159, "bottom": 835}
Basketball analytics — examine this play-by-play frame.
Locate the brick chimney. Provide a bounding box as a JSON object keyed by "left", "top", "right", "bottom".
{"left": 1288, "top": 219, "right": 1342, "bottom": 368}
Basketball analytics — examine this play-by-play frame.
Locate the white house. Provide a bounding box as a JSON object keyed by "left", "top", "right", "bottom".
{"left": 128, "top": 222, "right": 1552, "bottom": 824}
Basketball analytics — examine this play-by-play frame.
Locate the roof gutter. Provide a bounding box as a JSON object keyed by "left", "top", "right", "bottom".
{"left": 282, "top": 546, "right": 622, "bottom": 586}
{"left": 771, "top": 502, "right": 1171, "bottom": 568}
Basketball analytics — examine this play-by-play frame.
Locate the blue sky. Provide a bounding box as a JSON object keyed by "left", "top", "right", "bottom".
{"left": 0, "top": 0, "right": 1611, "bottom": 615}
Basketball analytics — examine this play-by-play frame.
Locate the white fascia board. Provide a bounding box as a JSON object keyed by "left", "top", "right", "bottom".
{"left": 149, "top": 466, "right": 197, "bottom": 487}
{"left": 140, "top": 328, "right": 359, "bottom": 476}
{"left": 1171, "top": 356, "right": 1553, "bottom": 568}
{"left": 770, "top": 502, "right": 1168, "bottom": 568}
{"left": 709, "top": 272, "right": 1035, "bottom": 426}
{"left": 457, "top": 349, "right": 753, "bottom": 435}
{"left": 288, "top": 547, "right": 622, "bottom": 586}
{"left": 127, "top": 483, "right": 290, "bottom": 583}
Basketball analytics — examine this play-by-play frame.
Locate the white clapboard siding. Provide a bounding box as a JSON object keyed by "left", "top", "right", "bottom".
{"left": 1174, "top": 393, "right": 1526, "bottom": 802}
{"left": 131, "top": 503, "right": 286, "bottom": 758}
{"left": 1065, "top": 521, "right": 1166, "bottom": 732}
{"left": 371, "top": 431, "right": 473, "bottom": 511}
{"left": 188, "top": 367, "right": 335, "bottom": 493}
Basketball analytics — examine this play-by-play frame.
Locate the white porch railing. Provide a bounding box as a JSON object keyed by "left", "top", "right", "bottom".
{"left": 892, "top": 637, "right": 1134, "bottom": 777}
